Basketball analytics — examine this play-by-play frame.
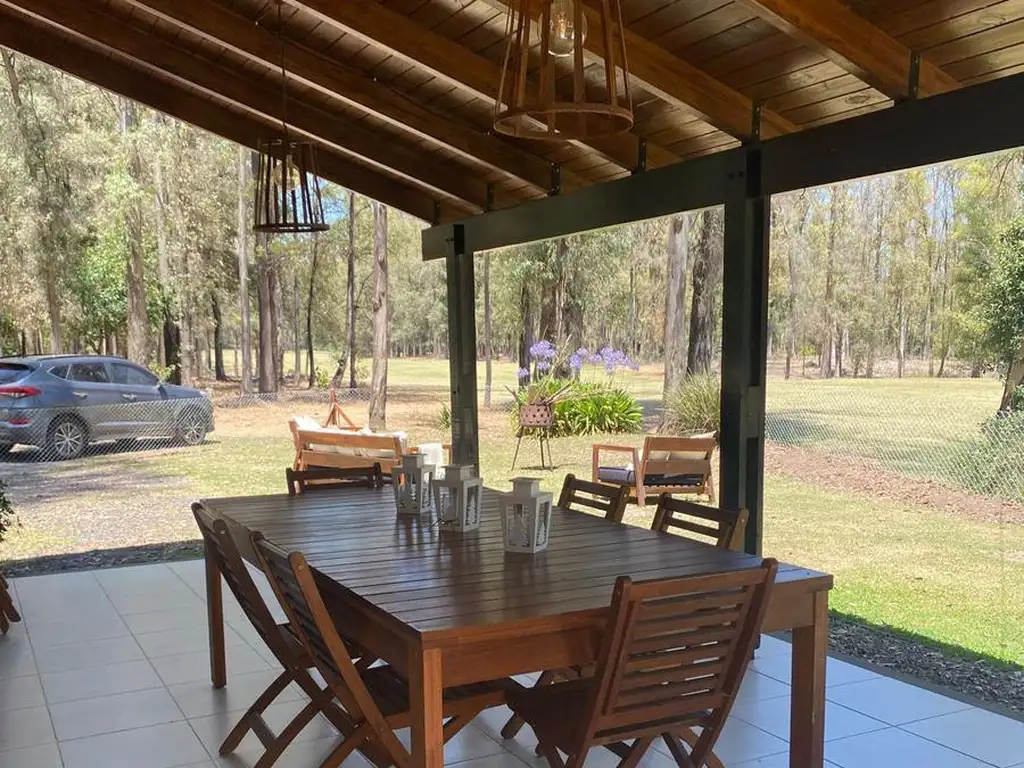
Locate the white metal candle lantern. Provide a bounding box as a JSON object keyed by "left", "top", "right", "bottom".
{"left": 500, "top": 477, "right": 553, "bottom": 554}
{"left": 391, "top": 453, "right": 435, "bottom": 516}
{"left": 431, "top": 465, "right": 483, "bottom": 531}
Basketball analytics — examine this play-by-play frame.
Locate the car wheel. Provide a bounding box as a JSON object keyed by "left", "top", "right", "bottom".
{"left": 175, "top": 409, "right": 207, "bottom": 446}
{"left": 48, "top": 416, "right": 88, "bottom": 460}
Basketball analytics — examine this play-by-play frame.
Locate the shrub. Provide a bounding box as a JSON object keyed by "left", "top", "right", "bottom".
{"left": 959, "top": 411, "right": 1024, "bottom": 503}
{"left": 437, "top": 403, "right": 452, "bottom": 430}
{"left": 313, "top": 367, "right": 331, "bottom": 390}
{"left": 0, "top": 480, "right": 17, "bottom": 547}
{"left": 664, "top": 374, "right": 720, "bottom": 434}
{"left": 511, "top": 379, "right": 642, "bottom": 437}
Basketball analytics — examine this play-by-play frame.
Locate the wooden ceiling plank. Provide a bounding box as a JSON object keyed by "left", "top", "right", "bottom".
{"left": 735, "top": 0, "right": 960, "bottom": 99}
{"left": 0, "top": 4, "right": 460, "bottom": 222}
{"left": 117, "top": 0, "right": 571, "bottom": 195}
{"left": 5, "top": 0, "right": 503, "bottom": 211}
{"left": 288, "top": 0, "right": 677, "bottom": 170}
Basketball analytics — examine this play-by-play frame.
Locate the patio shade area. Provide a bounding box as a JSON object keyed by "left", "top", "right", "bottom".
{"left": 3, "top": 561, "right": 1024, "bottom": 768}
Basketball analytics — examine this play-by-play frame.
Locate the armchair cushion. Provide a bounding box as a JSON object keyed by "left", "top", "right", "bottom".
{"left": 597, "top": 466, "right": 704, "bottom": 488}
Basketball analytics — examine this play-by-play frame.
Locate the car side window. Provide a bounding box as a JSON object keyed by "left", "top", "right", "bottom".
{"left": 49, "top": 364, "right": 69, "bottom": 379}
{"left": 110, "top": 363, "right": 158, "bottom": 387}
{"left": 69, "top": 363, "right": 111, "bottom": 384}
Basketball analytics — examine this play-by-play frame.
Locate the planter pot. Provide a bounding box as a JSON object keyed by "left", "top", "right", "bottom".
{"left": 519, "top": 403, "right": 555, "bottom": 428}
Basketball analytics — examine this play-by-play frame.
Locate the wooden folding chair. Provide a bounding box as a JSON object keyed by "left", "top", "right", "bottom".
{"left": 0, "top": 573, "right": 20, "bottom": 635}
{"left": 558, "top": 473, "right": 629, "bottom": 523}
{"left": 254, "top": 537, "right": 520, "bottom": 768}
{"left": 593, "top": 435, "right": 716, "bottom": 506}
{"left": 191, "top": 504, "right": 373, "bottom": 768}
{"left": 285, "top": 465, "right": 383, "bottom": 496}
{"left": 505, "top": 560, "right": 778, "bottom": 768}
{"left": 651, "top": 496, "right": 749, "bottom": 552}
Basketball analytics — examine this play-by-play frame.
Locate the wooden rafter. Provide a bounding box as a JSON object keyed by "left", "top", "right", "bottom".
{"left": 480, "top": 0, "right": 797, "bottom": 139}
{"left": 288, "top": 0, "right": 680, "bottom": 171}
{"left": 0, "top": 5, "right": 464, "bottom": 223}
{"left": 119, "top": 0, "right": 584, "bottom": 195}
{"left": 3, "top": 0, "right": 511, "bottom": 212}
{"left": 736, "top": 0, "right": 960, "bottom": 100}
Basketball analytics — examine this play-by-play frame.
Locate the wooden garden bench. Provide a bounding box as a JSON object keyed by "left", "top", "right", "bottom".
{"left": 592, "top": 434, "right": 716, "bottom": 506}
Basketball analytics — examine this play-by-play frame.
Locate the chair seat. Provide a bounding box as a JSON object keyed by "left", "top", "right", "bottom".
{"left": 597, "top": 467, "right": 705, "bottom": 488}
{"left": 361, "top": 666, "right": 516, "bottom": 720}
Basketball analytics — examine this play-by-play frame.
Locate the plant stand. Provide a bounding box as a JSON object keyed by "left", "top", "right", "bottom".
{"left": 512, "top": 404, "right": 555, "bottom": 471}
{"left": 0, "top": 573, "right": 20, "bottom": 635}
{"left": 323, "top": 389, "right": 357, "bottom": 430}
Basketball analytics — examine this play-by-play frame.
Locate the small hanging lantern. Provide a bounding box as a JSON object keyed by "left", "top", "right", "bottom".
{"left": 391, "top": 453, "right": 435, "bottom": 517}
{"left": 253, "top": 0, "right": 330, "bottom": 234}
{"left": 500, "top": 477, "right": 553, "bottom": 555}
{"left": 432, "top": 465, "right": 484, "bottom": 532}
{"left": 494, "top": 0, "right": 633, "bottom": 140}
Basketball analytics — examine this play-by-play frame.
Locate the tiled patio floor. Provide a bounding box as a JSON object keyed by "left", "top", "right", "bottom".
{"left": 2, "top": 561, "right": 1023, "bottom": 768}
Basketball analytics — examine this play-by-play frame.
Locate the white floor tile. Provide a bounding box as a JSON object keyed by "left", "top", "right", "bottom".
{"left": 49, "top": 686, "right": 184, "bottom": 741}
{"left": 60, "top": 721, "right": 209, "bottom": 768}
{"left": 0, "top": 705, "right": 56, "bottom": 751}
{"left": 732, "top": 697, "right": 888, "bottom": 742}
{"left": 134, "top": 624, "right": 247, "bottom": 659}
{"left": 902, "top": 707, "right": 1024, "bottom": 768}
{"left": 0, "top": 742, "right": 63, "bottom": 767}
{"left": 751, "top": 653, "right": 881, "bottom": 688}
{"left": 0, "top": 674, "right": 45, "bottom": 711}
{"left": 735, "top": 670, "right": 791, "bottom": 706}
{"left": 168, "top": 669, "right": 303, "bottom": 719}
{"left": 826, "top": 676, "right": 973, "bottom": 726}
{"left": 33, "top": 635, "right": 144, "bottom": 675}
{"left": 828, "top": 727, "right": 993, "bottom": 768}
{"left": 151, "top": 644, "right": 271, "bottom": 687}
{"left": 41, "top": 658, "right": 162, "bottom": 704}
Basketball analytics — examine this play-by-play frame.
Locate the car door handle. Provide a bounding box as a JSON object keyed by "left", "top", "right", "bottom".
{"left": 72, "top": 392, "right": 88, "bottom": 399}
{"left": 121, "top": 393, "right": 137, "bottom": 401}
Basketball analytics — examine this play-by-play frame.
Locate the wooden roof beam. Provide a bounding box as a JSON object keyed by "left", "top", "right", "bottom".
{"left": 480, "top": 0, "right": 796, "bottom": 139}
{"left": 736, "top": 0, "right": 960, "bottom": 100}
{"left": 289, "top": 0, "right": 680, "bottom": 171}
{"left": 3, "top": 0, "right": 504, "bottom": 212}
{"left": 119, "top": 0, "right": 582, "bottom": 195}
{"left": 0, "top": 6, "right": 462, "bottom": 222}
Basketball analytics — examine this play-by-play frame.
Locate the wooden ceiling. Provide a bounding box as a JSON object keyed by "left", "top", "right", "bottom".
{"left": 1, "top": 0, "right": 1022, "bottom": 223}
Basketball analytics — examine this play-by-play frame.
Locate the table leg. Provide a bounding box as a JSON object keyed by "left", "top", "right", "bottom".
{"left": 790, "top": 590, "right": 828, "bottom": 768}
{"left": 409, "top": 646, "right": 444, "bottom": 768}
{"left": 205, "top": 542, "right": 226, "bottom": 689}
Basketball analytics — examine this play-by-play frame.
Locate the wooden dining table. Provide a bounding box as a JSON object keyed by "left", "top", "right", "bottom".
{"left": 198, "top": 486, "right": 833, "bottom": 768}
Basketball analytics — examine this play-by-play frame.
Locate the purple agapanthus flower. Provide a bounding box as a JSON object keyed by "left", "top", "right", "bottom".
{"left": 528, "top": 339, "right": 557, "bottom": 360}
{"left": 568, "top": 354, "right": 582, "bottom": 373}
{"left": 517, "top": 367, "right": 531, "bottom": 379}
{"left": 536, "top": 360, "right": 551, "bottom": 373}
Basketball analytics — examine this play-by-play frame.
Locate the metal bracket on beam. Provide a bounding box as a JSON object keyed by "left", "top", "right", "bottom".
{"left": 906, "top": 52, "right": 922, "bottom": 101}
{"left": 750, "top": 102, "right": 763, "bottom": 144}
{"left": 633, "top": 137, "right": 648, "bottom": 175}
{"left": 485, "top": 183, "right": 496, "bottom": 212}
{"left": 549, "top": 164, "right": 562, "bottom": 196}
{"left": 443, "top": 223, "right": 466, "bottom": 259}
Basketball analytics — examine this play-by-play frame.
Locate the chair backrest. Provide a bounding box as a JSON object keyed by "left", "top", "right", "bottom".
{"left": 286, "top": 465, "right": 383, "bottom": 495}
{"left": 651, "top": 496, "right": 748, "bottom": 551}
{"left": 253, "top": 536, "right": 409, "bottom": 763}
{"left": 558, "top": 473, "right": 629, "bottom": 523}
{"left": 292, "top": 427, "right": 405, "bottom": 471}
{"left": 582, "top": 560, "right": 778, "bottom": 763}
{"left": 640, "top": 435, "right": 716, "bottom": 479}
{"left": 190, "top": 504, "right": 291, "bottom": 661}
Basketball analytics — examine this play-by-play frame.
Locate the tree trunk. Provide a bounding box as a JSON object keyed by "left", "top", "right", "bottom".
{"left": 236, "top": 149, "right": 254, "bottom": 394}
{"left": 897, "top": 291, "right": 907, "bottom": 379}
{"left": 821, "top": 189, "right": 840, "bottom": 379}
{"left": 269, "top": 260, "right": 283, "bottom": 384}
{"left": 368, "top": 202, "right": 389, "bottom": 430}
{"left": 211, "top": 293, "right": 226, "bottom": 380}
{"left": 686, "top": 210, "right": 722, "bottom": 376}
{"left": 519, "top": 283, "right": 535, "bottom": 388}
{"left": 256, "top": 237, "right": 278, "bottom": 394}
{"left": 483, "top": 251, "right": 493, "bottom": 408}
{"left": 153, "top": 123, "right": 178, "bottom": 377}
{"left": 347, "top": 191, "right": 358, "bottom": 389}
{"left": 663, "top": 214, "right": 690, "bottom": 396}
{"left": 119, "top": 98, "right": 148, "bottom": 365}
{"left": 292, "top": 272, "right": 301, "bottom": 379}
{"left": 1000, "top": 352, "right": 1024, "bottom": 411}
{"left": 306, "top": 234, "right": 320, "bottom": 388}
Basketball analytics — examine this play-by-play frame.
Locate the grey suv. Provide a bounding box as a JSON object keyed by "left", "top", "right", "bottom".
{"left": 0, "top": 355, "right": 214, "bottom": 460}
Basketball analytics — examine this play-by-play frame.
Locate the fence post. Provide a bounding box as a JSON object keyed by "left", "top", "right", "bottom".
{"left": 445, "top": 225, "right": 480, "bottom": 469}
{"left": 721, "top": 145, "right": 770, "bottom": 556}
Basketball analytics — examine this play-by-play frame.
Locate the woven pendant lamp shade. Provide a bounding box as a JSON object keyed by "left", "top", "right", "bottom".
{"left": 253, "top": 139, "right": 329, "bottom": 234}
{"left": 494, "top": 0, "right": 633, "bottom": 140}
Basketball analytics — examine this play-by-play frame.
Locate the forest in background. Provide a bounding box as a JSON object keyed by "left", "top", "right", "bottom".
{"left": 1, "top": 52, "right": 1023, "bottom": 416}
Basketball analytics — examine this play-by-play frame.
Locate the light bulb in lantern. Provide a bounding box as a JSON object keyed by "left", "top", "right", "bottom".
{"left": 548, "top": 0, "right": 586, "bottom": 58}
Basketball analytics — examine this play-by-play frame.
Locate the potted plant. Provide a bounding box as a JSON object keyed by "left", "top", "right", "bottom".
{"left": 0, "top": 479, "right": 20, "bottom": 634}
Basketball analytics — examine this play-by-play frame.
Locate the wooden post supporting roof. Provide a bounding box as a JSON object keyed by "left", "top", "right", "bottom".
{"left": 445, "top": 228, "right": 480, "bottom": 469}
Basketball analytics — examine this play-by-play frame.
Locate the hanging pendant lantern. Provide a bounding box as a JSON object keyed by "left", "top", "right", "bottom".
{"left": 494, "top": 0, "right": 633, "bottom": 140}
{"left": 253, "top": 0, "right": 330, "bottom": 234}
{"left": 253, "top": 139, "right": 329, "bottom": 234}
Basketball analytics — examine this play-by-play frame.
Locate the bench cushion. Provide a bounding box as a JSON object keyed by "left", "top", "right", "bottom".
{"left": 597, "top": 467, "right": 705, "bottom": 488}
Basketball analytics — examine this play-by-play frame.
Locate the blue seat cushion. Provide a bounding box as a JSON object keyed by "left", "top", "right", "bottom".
{"left": 597, "top": 467, "right": 704, "bottom": 488}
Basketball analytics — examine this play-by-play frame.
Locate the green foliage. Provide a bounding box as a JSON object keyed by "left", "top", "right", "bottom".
{"left": 510, "top": 378, "right": 642, "bottom": 437}
{"left": 313, "top": 367, "right": 331, "bottom": 390}
{"left": 986, "top": 219, "right": 1024, "bottom": 362}
{"left": 149, "top": 362, "right": 177, "bottom": 383}
{"left": 663, "top": 374, "right": 721, "bottom": 434}
{"left": 0, "top": 480, "right": 17, "bottom": 547}
{"left": 958, "top": 411, "right": 1024, "bottom": 503}
{"left": 437, "top": 402, "right": 452, "bottom": 430}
